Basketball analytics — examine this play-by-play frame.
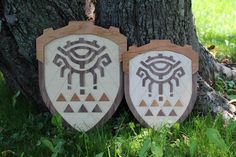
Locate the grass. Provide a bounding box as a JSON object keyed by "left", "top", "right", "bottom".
{"left": 0, "top": 74, "right": 236, "bottom": 156}
{"left": 0, "top": 0, "right": 236, "bottom": 157}
{"left": 192, "top": 0, "right": 236, "bottom": 61}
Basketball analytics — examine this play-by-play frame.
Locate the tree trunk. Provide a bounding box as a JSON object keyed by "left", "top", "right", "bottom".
{"left": 95, "top": 0, "right": 236, "bottom": 120}
{"left": 0, "top": 0, "right": 235, "bottom": 119}
{"left": 0, "top": 0, "right": 86, "bottom": 110}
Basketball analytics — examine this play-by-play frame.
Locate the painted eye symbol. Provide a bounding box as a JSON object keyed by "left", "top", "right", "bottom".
{"left": 57, "top": 38, "right": 106, "bottom": 69}
{"left": 52, "top": 38, "right": 111, "bottom": 94}
{"left": 136, "top": 54, "right": 185, "bottom": 101}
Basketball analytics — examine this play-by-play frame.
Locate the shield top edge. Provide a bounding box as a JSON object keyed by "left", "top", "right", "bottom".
{"left": 36, "top": 21, "right": 127, "bottom": 63}
{"left": 123, "top": 40, "right": 199, "bottom": 74}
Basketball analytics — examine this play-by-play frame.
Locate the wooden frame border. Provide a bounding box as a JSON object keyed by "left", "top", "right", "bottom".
{"left": 123, "top": 40, "right": 199, "bottom": 128}
{"left": 37, "top": 21, "right": 127, "bottom": 63}
{"left": 36, "top": 21, "right": 127, "bottom": 131}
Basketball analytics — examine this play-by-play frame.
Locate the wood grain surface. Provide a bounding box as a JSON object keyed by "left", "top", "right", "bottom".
{"left": 37, "top": 21, "right": 127, "bottom": 131}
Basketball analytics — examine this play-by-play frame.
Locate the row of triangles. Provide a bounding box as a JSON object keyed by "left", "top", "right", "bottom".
{"left": 145, "top": 109, "right": 177, "bottom": 116}
{"left": 64, "top": 104, "right": 102, "bottom": 113}
{"left": 57, "top": 93, "right": 109, "bottom": 102}
{"left": 139, "top": 100, "right": 183, "bottom": 107}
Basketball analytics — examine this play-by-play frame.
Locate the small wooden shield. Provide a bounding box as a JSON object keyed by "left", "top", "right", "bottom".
{"left": 123, "top": 40, "right": 198, "bottom": 128}
{"left": 37, "top": 21, "right": 127, "bottom": 131}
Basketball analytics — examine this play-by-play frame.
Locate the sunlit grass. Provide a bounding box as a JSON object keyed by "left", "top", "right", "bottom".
{"left": 193, "top": 0, "right": 236, "bottom": 61}
{"left": 0, "top": 0, "right": 236, "bottom": 156}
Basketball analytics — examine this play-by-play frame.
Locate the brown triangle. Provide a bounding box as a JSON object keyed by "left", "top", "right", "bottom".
{"left": 64, "top": 104, "right": 74, "bottom": 112}
{"left": 85, "top": 93, "right": 95, "bottom": 101}
{"left": 56, "top": 93, "right": 66, "bottom": 101}
{"left": 157, "top": 109, "right": 166, "bottom": 116}
{"left": 175, "top": 100, "right": 183, "bottom": 107}
{"left": 151, "top": 100, "right": 158, "bottom": 107}
{"left": 169, "top": 109, "right": 177, "bottom": 116}
{"left": 78, "top": 104, "right": 88, "bottom": 113}
{"left": 99, "top": 93, "right": 109, "bottom": 101}
{"left": 71, "top": 93, "right": 80, "bottom": 101}
{"left": 163, "top": 100, "right": 172, "bottom": 107}
{"left": 145, "top": 109, "right": 153, "bottom": 116}
{"left": 139, "top": 100, "right": 147, "bottom": 107}
{"left": 92, "top": 104, "right": 102, "bottom": 112}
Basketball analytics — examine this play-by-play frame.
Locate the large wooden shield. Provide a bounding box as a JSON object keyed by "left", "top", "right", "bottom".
{"left": 123, "top": 40, "right": 198, "bottom": 128}
{"left": 37, "top": 21, "right": 127, "bottom": 131}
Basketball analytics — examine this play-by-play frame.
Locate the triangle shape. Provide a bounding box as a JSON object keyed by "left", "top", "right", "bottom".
{"left": 139, "top": 100, "right": 147, "bottom": 107}
{"left": 85, "top": 93, "right": 95, "bottom": 101}
{"left": 145, "top": 109, "right": 153, "bottom": 116}
{"left": 157, "top": 109, "right": 166, "bottom": 116}
{"left": 71, "top": 93, "right": 80, "bottom": 101}
{"left": 169, "top": 109, "right": 177, "bottom": 116}
{"left": 151, "top": 100, "right": 158, "bottom": 107}
{"left": 163, "top": 100, "right": 172, "bottom": 107}
{"left": 78, "top": 104, "right": 88, "bottom": 113}
{"left": 175, "top": 100, "right": 183, "bottom": 107}
{"left": 99, "top": 93, "right": 109, "bottom": 101}
{"left": 56, "top": 93, "right": 66, "bottom": 101}
{"left": 92, "top": 104, "right": 102, "bottom": 113}
{"left": 64, "top": 104, "right": 74, "bottom": 112}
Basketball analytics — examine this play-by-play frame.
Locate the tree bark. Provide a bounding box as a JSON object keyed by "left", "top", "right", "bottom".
{"left": 95, "top": 0, "right": 236, "bottom": 120}
{"left": 0, "top": 0, "right": 86, "bottom": 110}
{"left": 0, "top": 0, "right": 235, "bottom": 119}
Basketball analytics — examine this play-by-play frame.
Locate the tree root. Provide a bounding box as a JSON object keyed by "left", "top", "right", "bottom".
{"left": 199, "top": 44, "right": 236, "bottom": 82}
{"left": 195, "top": 75, "right": 236, "bottom": 122}
{"left": 215, "top": 62, "right": 236, "bottom": 81}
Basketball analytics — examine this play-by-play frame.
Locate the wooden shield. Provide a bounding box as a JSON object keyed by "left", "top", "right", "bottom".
{"left": 123, "top": 40, "right": 198, "bottom": 128}
{"left": 37, "top": 21, "right": 127, "bottom": 131}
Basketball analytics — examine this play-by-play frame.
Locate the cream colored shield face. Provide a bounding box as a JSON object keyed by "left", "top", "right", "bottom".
{"left": 129, "top": 51, "right": 192, "bottom": 128}
{"left": 43, "top": 34, "right": 120, "bottom": 131}
{"left": 123, "top": 40, "right": 198, "bottom": 129}
{"left": 37, "top": 22, "right": 126, "bottom": 132}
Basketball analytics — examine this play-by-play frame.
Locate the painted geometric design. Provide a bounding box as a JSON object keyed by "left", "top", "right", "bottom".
{"left": 157, "top": 109, "right": 166, "bottom": 116}
{"left": 92, "top": 104, "right": 102, "bottom": 113}
{"left": 145, "top": 109, "right": 153, "bottom": 116}
{"left": 139, "top": 100, "right": 147, "bottom": 107}
{"left": 136, "top": 54, "right": 185, "bottom": 101}
{"left": 168, "top": 110, "right": 177, "bottom": 116}
{"left": 53, "top": 38, "right": 111, "bottom": 93}
{"left": 78, "top": 105, "right": 88, "bottom": 113}
{"left": 175, "top": 100, "right": 183, "bottom": 107}
{"left": 85, "top": 93, "right": 95, "bottom": 101}
{"left": 99, "top": 93, "right": 109, "bottom": 101}
{"left": 151, "top": 100, "right": 158, "bottom": 107}
{"left": 64, "top": 104, "right": 74, "bottom": 112}
{"left": 56, "top": 93, "right": 66, "bottom": 101}
{"left": 163, "top": 100, "right": 172, "bottom": 107}
{"left": 71, "top": 93, "right": 80, "bottom": 101}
